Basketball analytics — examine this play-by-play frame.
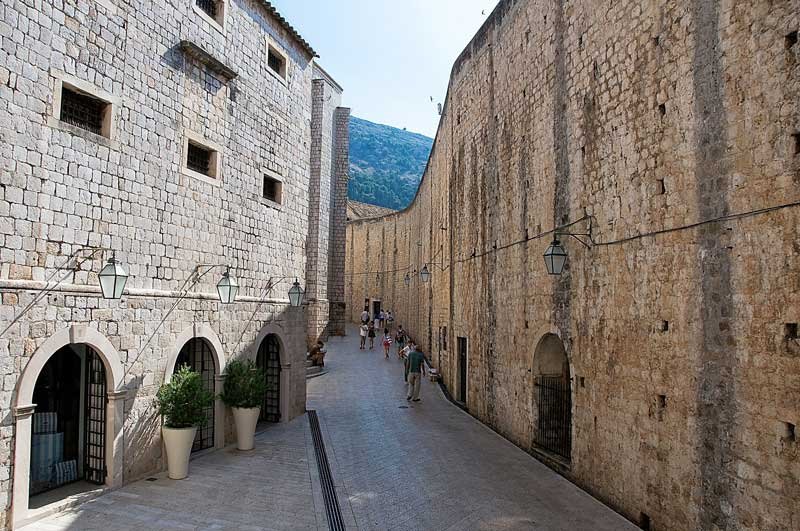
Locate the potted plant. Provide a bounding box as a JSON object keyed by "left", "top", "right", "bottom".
{"left": 156, "top": 365, "right": 214, "bottom": 479}
{"left": 220, "top": 359, "right": 267, "bottom": 451}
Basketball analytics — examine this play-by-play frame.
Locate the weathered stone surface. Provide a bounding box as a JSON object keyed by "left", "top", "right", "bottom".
{"left": 345, "top": 1, "right": 800, "bottom": 530}
{"left": 0, "top": 0, "right": 347, "bottom": 527}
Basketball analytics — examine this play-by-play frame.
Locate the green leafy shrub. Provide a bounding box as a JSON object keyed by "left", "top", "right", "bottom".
{"left": 157, "top": 365, "right": 214, "bottom": 428}
{"left": 219, "top": 359, "right": 267, "bottom": 409}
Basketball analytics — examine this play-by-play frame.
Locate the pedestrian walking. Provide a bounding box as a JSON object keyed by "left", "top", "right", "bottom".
{"left": 395, "top": 326, "right": 407, "bottom": 358}
{"left": 406, "top": 345, "right": 426, "bottom": 402}
{"left": 386, "top": 311, "right": 394, "bottom": 330}
{"left": 360, "top": 308, "right": 369, "bottom": 325}
{"left": 359, "top": 322, "right": 368, "bottom": 349}
{"left": 378, "top": 309, "right": 386, "bottom": 328}
{"left": 368, "top": 320, "right": 376, "bottom": 349}
{"left": 382, "top": 328, "right": 393, "bottom": 359}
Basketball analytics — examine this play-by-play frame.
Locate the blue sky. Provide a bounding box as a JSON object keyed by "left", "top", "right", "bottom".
{"left": 270, "top": 0, "right": 500, "bottom": 138}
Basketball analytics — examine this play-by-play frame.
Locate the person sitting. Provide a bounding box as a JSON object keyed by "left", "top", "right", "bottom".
{"left": 309, "top": 341, "right": 326, "bottom": 367}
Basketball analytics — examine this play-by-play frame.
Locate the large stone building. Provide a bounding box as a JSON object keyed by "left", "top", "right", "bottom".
{"left": 0, "top": 0, "right": 347, "bottom": 527}
{"left": 346, "top": 1, "right": 799, "bottom": 530}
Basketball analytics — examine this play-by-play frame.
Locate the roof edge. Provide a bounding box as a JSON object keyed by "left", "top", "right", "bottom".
{"left": 261, "top": 1, "right": 318, "bottom": 58}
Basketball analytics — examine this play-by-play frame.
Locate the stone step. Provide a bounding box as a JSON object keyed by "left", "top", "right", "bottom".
{"left": 306, "top": 365, "right": 328, "bottom": 379}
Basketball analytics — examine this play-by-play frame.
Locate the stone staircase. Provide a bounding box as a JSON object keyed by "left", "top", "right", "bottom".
{"left": 305, "top": 354, "right": 328, "bottom": 379}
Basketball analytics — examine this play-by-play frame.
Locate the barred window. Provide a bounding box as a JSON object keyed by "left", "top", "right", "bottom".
{"left": 267, "top": 45, "right": 287, "bottom": 79}
{"left": 60, "top": 87, "right": 108, "bottom": 136}
{"left": 187, "top": 142, "right": 212, "bottom": 175}
{"left": 196, "top": 0, "right": 217, "bottom": 19}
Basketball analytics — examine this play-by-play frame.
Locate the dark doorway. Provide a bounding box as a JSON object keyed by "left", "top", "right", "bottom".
{"left": 457, "top": 337, "right": 467, "bottom": 403}
{"left": 175, "top": 338, "right": 216, "bottom": 452}
{"left": 30, "top": 345, "right": 107, "bottom": 497}
{"left": 257, "top": 334, "right": 281, "bottom": 422}
{"left": 532, "top": 334, "right": 572, "bottom": 461}
{"left": 372, "top": 300, "right": 382, "bottom": 321}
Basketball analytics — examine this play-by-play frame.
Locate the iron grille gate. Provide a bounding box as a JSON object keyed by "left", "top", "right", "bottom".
{"left": 176, "top": 339, "right": 215, "bottom": 452}
{"left": 534, "top": 375, "right": 572, "bottom": 461}
{"left": 84, "top": 349, "right": 107, "bottom": 484}
{"left": 257, "top": 335, "right": 281, "bottom": 422}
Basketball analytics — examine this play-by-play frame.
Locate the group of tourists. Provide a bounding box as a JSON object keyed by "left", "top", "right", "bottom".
{"left": 357, "top": 307, "right": 426, "bottom": 401}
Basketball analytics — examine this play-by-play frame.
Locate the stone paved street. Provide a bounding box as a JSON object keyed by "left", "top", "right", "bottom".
{"left": 307, "top": 329, "right": 637, "bottom": 531}
{"left": 24, "top": 328, "right": 636, "bottom": 530}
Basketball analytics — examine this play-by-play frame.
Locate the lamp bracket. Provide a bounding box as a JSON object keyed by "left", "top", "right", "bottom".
{"left": 554, "top": 232, "right": 592, "bottom": 248}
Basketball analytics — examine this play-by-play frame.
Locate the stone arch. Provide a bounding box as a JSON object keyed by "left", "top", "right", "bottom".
{"left": 165, "top": 323, "right": 225, "bottom": 382}
{"left": 12, "top": 325, "right": 126, "bottom": 528}
{"left": 165, "top": 324, "right": 226, "bottom": 451}
{"left": 532, "top": 333, "right": 570, "bottom": 378}
{"left": 251, "top": 323, "right": 291, "bottom": 423}
{"left": 531, "top": 332, "right": 573, "bottom": 462}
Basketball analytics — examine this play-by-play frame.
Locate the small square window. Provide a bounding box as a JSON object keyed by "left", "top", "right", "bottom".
{"left": 195, "top": 0, "right": 224, "bottom": 26}
{"left": 60, "top": 85, "right": 111, "bottom": 137}
{"left": 183, "top": 135, "right": 220, "bottom": 181}
{"left": 267, "top": 44, "right": 287, "bottom": 80}
{"left": 187, "top": 142, "right": 212, "bottom": 175}
{"left": 262, "top": 174, "right": 282, "bottom": 204}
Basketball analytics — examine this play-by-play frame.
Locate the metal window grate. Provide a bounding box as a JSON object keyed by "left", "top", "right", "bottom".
{"left": 84, "top": 349, "right": 107, "bottom": 484}
{"left": 186, "top": 142, "right": 212, "bottom": 175}
{"left": 534, "top": 375, "right": 572, "bottom": 461}
{"left": 268, "top": 49, "right": 284, "bottom": 76}
{"left": 196, "top": 0, "right": 217, "bottom": 18}
{"left": 257, "top": 335, "right": 281, "bottom": 422}
{"left": 60, "top": 87, "right": 105, "bottom": 135}
{"left": 175, "top": 339, "right": 216, "bottom": 452}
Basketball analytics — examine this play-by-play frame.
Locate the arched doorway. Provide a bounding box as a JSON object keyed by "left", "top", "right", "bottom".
{"left": 174, "top": 338, "right": 217, "bottom": 452}
{"left": 532, "top": 333, "right": 572, "bottom": 461}
{"left": 13, "top": 325, "right": 125, "bottom": 528}
{"left": 29, "top": 344, "right": 107, "bottom": 497}
{"left": 256, "top": 334, "right": 281, "bottom": 423}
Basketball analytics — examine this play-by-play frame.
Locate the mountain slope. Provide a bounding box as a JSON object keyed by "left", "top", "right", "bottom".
{"left": 348, "top": 116, "right": 433, "bottom": 211}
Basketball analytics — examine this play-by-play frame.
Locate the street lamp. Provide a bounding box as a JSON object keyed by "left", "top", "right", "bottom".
{"left": 420, "top": 265, "right": 431, "bottom": 283}
{"left": 216, "top": 268, "right": 239, "bottom": 304}
{"left": 99, "top": 255, "right": 129, "bottom": 299}
{"left": 288, "top": 279, "right": 305, "bottom": 307}
{"left": 543, "top": 239, "right": 568, "bottom": 275}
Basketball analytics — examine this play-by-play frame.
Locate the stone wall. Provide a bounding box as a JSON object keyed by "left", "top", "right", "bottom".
{"left": 345, "top": 1, "right": 800, "bottom": 530}
{"left": 306, "top": 64, "right": 349, "bottom": 345}
{"left": 0, "top": 0, "right": 340, "bottom": 526}
{"left": 326, "top": 106, "right": 351, "bottom": 336}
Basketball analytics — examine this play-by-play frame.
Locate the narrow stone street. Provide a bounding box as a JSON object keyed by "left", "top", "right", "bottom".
{"left": 24, "top": 329, "right": 636, "bottom": 530}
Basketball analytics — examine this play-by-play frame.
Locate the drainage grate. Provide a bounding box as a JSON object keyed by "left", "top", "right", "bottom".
{"left": 308, "top": 410, "right": 345, "bottom": 531}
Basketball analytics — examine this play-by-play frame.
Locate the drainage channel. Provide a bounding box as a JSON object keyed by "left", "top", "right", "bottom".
{"left": 308, "top": 410, "right": 346, "bottom": 531}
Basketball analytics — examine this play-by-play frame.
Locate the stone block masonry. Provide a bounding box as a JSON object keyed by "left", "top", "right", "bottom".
{"left": 306, "top": 64, "right": 350, "bottom": 346}
{"left": 345, "top": 0, "right": 800, "bottom": 530}
{"left": 0, "top": 0, "right": 346, "bottom": 528}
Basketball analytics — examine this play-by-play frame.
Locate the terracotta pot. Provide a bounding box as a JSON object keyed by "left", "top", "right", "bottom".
{"left": 232, "top": 407, "right": 261, "bottom": 451}
{"left": 162, "top": 426, "right": 197, "bottom": 479}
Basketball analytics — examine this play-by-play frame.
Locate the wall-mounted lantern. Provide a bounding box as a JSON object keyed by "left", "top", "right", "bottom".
{"left": 288, "top": 279, "right": 305, "bottom": 307}
{"left": 216, "top": 268, "right": 239, "bottom": 304}
{"left": 420, "top": 265, "right": 431, "bottom": 283}
{"left": 404, "top": 273, "right": 411, "bottom": 287}
{"left": 543, "top": 239, "right": 568, "bottom": 275}
{"left": 99, "top": 255, "right": 129, "bottom": 299}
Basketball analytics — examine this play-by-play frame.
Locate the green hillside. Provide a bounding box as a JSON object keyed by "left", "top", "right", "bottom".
{"left": 348, "top": 116, "right": 433, "bottom": 211}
